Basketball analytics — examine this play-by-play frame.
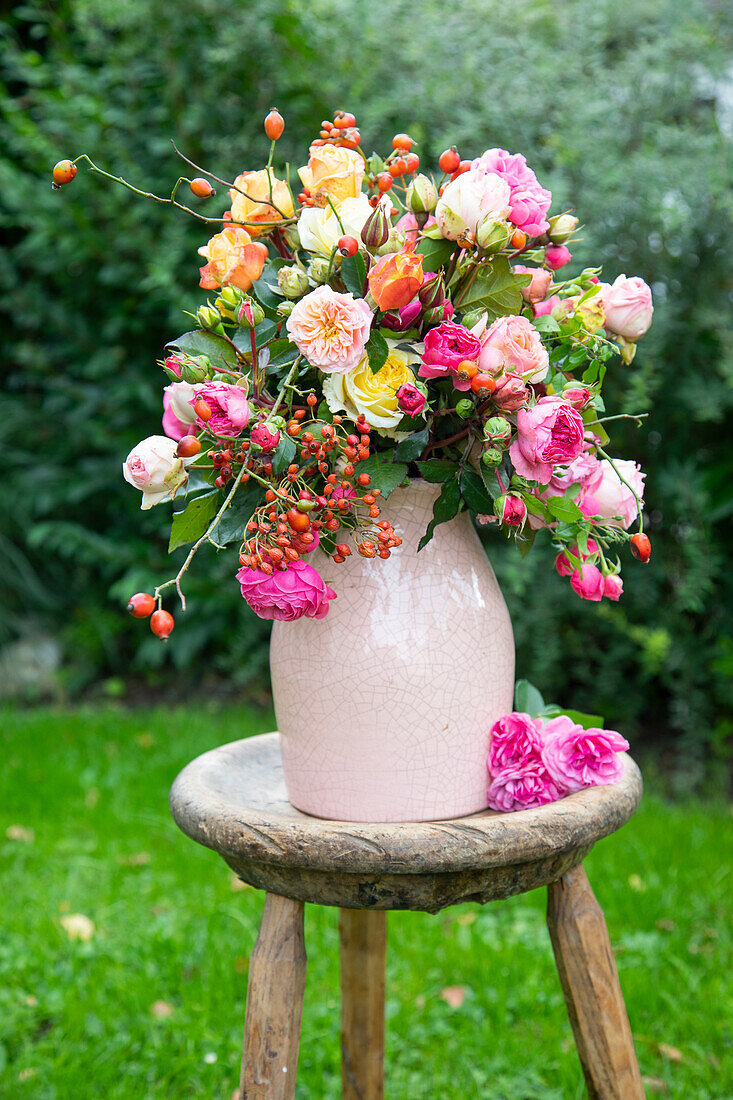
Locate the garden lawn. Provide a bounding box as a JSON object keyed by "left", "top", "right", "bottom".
{"left": 0, "top": 706, "right": 730, "bottom": 1099}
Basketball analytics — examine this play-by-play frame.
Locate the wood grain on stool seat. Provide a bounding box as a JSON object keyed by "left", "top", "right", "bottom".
{"left": 170, "top": 733, "right": 642, "bottom": 913}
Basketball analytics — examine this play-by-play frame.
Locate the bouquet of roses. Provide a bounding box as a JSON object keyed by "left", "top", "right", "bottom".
{"left": 53, "top": 106, "right": 653, "bottom": 639}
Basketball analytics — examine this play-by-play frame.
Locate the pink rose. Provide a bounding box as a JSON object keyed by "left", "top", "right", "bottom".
{"left": 600, "top": 275, "right": 653, "bottom": 340}
{"left": 123, "top": 435, "right": 188, "bottom": 510}
{"left": 554, "top": 538, "right": 599, "bottom": 577}
{"left": 541, "top": 716, "right": 629, "bottom": 792}
{"left": 562, "top": 385, "right": 592, "bottom": 409}
{"left": 435, "top": 169, "right": 511, "bottom": 241}
{"left": 419, "top": 322, "right": 481, "bottom": 387}
{"left": 545, "top": 245, "right": 571, "bottom": 270}
{"left": 192, "top": 381, "right": 250, "bottom": 438}
{"left": 487, "top": 766, "right": 562, "bottom": 812}
{"left": 380, "top": 298, "right": 423, "bottom": 332}
{"left": 488, "top": 712, "right": 544, "bottom": 774}
{"left": 394, "top": 211, "right": 437, "bottom": 244}
{"left": 577, "top": 459, "right": 645, "bottom": 529}
{"left": 603, "top": 574, "right": 624, "bottom": 601}
{"left": 509, "top": 396, "right": 585, "bottom": 483}
{"left": 396, "top": 382, "right": 427, "bottom": 417}
{"left": 162, "top": 381, "right": 199, "bottom": 441}
{"left": 236, "top": 559, "right": 336, "bottom": 622}
{"left": 533, "top": 294, "right": 562, "bottom": 319}
{"left": 471, "top": 148, "right": 552, "bottom": 237}
{"left": 286, "top": 285, "right": 373, "bottom": 373}
{"left": 471, "top": 313, "right": 549, "bottom": 383}
{"left": 570, "top": 561, "right": 605, "bottom": 601}
{"left": 514, "top": 264, "right": 553, "bottom": 305}
{"left": 497, "top": 494, "right": 528, "bottom": 527}
{"left": 492, "top": 372, "right": 529, "bottom": 411}
{"left": 250, "top": 422, "right": 281, "bottom": 453}
{"left": 164, "top": 355, "right": 183, "bottom": 379}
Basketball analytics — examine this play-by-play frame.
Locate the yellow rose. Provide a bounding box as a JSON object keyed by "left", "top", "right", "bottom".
{"left": 298, "top": 143, "right": 365, "bottom": 204}
{"left": 229, "top": 169, "right": 294, "bottom": 236}
{"left": 322, "top": 342, "right": 420, "bottom": 436}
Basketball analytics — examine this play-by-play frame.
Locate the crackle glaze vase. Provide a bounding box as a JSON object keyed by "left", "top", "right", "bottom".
{"left": 270, "top": 479, "right": 515, "bottom": 822}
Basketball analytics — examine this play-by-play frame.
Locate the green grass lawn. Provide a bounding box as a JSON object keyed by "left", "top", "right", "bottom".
{"left": 1, "top": 706, "right": 730, "bottom": 1099}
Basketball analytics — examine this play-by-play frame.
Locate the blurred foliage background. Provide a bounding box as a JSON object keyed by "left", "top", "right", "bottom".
{"left": 2, "top": 0, "right": 732, "bottom": 785}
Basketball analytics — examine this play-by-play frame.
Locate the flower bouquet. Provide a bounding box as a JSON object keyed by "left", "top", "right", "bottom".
{"left": 54, "top": 106, "right": 652, "bottom": 820}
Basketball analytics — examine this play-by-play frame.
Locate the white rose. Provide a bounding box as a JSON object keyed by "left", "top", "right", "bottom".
{"left": 435, "top": 169, "right": 511, "bottom": 241}
{"left": 297, "top": 194, "right": 374, "bottom": 257}
{"left": 123, "top": 435, "right": 188, "bottom": 510}
{"left": 166, "top": 380, "right": 199, "bottom": 424}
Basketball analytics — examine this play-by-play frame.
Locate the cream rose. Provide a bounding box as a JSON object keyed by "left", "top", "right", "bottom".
{"left": 123, "top": 435, "right": 188, "bottom": 510}
{"left": 297, "top": 194, "right": 374, "bottom": 256}
{"left": 435, "top": 169, "right": 511, "bottom": 241}
{"left": 322, "top": 342, "right": 421, "bottom": 435}
{"left": 298, "top": 143, "right": 365, "bottom": 204}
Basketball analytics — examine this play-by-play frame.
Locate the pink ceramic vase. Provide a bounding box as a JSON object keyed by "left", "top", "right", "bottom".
{"left": 270, "top": 479, "right": 515, "bottom": 822}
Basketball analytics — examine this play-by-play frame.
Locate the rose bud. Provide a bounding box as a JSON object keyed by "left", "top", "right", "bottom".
{"left": 494, "top": 494, "right": 527, "bottom": 527}
{"left": 396, "top": 382, "right": 427, "bottom": 418}
{"left": 197, "top": 304, "right": 221, "bottom": 330}
{"left": 492, "top": 372, "right": 529, "bottom": 412}
{"left": 455, "top": 398, "right": 474, "bottom": 419}
{"left": 278, "top": 265, "right": 310, "bottom": 299}
{"left": 163, "top": 355, "right": 183, "bottom": 380}
{"left": 374, "top": 230, "right": 406, "bottom": 257}
{"left": 482, "top": 447, "right": 503, "bottom": 467}
{"left": 630, "top": 532, "right": 651, "bottom": 562}
{"left": 547, "top": 213, "right": 579, "bottom": 244}
{"left": 179, "top": 356, "right": 209, "bottom": 384}
{"left": 360, "top": 202, "right": 391, "bottom": 249}
{"left": 277, "top": 300, "right": 295, "bottom": 317}
{"left": 562, "top": 384, "right": 592, "bottom": 409}
{"left": 418, "top": 272, "right": 445, "bottom": 310}
{"left": 218, "top": 285, "right": 245, "bottom": 311}
{"left": 545, "top": 245, "right": 572, "bottom": 270}
{"left": 483, "top": 415, "right": 512, "bottom": 446}
{"left": 250, "top": 422, "right": 281, "bottom": 453}
{"left": 603, "top": 573, "right": 624, "bottom": 601}
{"left": 476, "top": 217, "right": 510, "bottom": 252}
{"left": 406, "top": 174, "right": 438, "bottom": 215}
{"left": 237, "top": 299, "right": 265, "bottom": 328}
{"left": 514, "top": 265, "right": 553, "bottom": 305}
{"left": 307, "top": 257, "right": 331, "bottom": 284}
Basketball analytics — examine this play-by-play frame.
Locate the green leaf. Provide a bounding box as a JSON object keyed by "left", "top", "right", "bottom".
{"left": 169, "top": 492, "right": 219, "bottom": 553}
{"left": 166, "top": 330, "right": 237, "bottom": 373}
{"left": 367, "top": 152, "right": 386, "bottom": 176}
{"left": 460, "top": 467, "right": 495, "bottom": 514}
{"left": 394, "top": 427, "right": 430, "bottom": 462}
{"left": 514, "top": 679, "right": 545, "bottom": 716}
{"left": 416, "top": 237, "right": 454, "bottom": 273}
{"left": 340, "top": 252, "right": 367, "bottom": 297}
{"left": 540, "top": 704, "right": 605, "bottom": 729}
{"left": 416, "top": 458, "right": 456, "bottom": 483}
{"left": 265, "top": 338, "right": 296, "bottom": 370}
{"left": 458, "top": 256, "right": 527, "bottom": 320}
{"left": 479, "top": 462, "right": 504, "bottom": 501}
{"left": 365, "top": 328, "right": 389, "bottom": 374}
{"left": 546, "top": 495, "right": 583, "bottom": 522}
{"left": 353, "top": 453, "right": 408, "bottom": 499}
{"left": 250, "top": 258, "right": 291, "bottom": 318}
{"left": 516, "top": 525, "right": 536, "bottom": 557}
{"left": 532, "top": 314, "right": 560, "bottom": 333}
{"left": 216, "top": 483, "right": 263, "bottom": 545}
{"left": 418, "top": 475, "right": 461, "bottom": 551}
{"left": 271, "top": 434, "right": 296, "bottom": 475}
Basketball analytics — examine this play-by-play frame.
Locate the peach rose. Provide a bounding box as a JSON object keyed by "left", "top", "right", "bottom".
{"left": 513, "top": 265, "right": 552, "bottom": 305}
{"left": 285, "top": 285, "right": 373, "bottom": 373}
{"left": 368, "top": 246, "right": 424, "bottom": 310}
{"left": 198, "top": 227, "right": 268, "bottom": 291}
{"left": 298, "top": 143, "right": 365, "bottom": 204}
{"left": 228, "top": 168, "right": 294, "bottom": 236}
{"left": 470, "top": 313, "right": 549, "bottom": 383}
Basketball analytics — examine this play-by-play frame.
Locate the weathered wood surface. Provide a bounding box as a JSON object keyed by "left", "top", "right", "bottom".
{"left": 170, "top": 733, "right": 642, "bottom": 911}
{"left": 547, "top": 865, "right": 645, "bottom": 1100}
{"left": 340, "top": 910, "right": 386, "bottom": 1100}
{"left": 239, "top": 893, "right": 306, "bottom": 1100}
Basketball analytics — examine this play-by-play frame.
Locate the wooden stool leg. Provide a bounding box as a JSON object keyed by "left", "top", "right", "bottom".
{"left": 239, "top": 893, "right": 307, "bottom": 1100}
{"left": 546, "top": 864, "right": 645, "bottom": 1100}
{"left": 339, "top": 909, "right": 386, "bottom": 1100}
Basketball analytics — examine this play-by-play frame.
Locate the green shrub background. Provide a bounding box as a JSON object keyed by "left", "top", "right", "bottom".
{"left": 2, "top": 0, "right": 732, "bottom": 779}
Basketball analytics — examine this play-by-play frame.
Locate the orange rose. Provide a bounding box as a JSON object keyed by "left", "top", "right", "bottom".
{"left": 198, "top": 227, "right": 268, "bottom": 291}
{"left": 298, "top": 143, "right": 365, "bottom": 204}
{"left": 368, "top": 246, "right": 424, "bottom": 311}
{"left": 228, "top": 169, "right": 294, "bottom": 236}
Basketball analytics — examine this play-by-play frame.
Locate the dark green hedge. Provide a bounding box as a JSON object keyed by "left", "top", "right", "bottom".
{"left": 2, "top": 0, "right": 732, "bottom": 775}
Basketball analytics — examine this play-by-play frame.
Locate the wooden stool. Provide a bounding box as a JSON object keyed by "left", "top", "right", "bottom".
{"left": 170, "top": 733, "right": 645, "bottom": 1100}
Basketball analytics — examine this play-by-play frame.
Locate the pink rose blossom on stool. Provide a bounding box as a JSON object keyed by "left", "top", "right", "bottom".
{"left": 545, "top": 245, "right": 571, "bottom": 270}
{"left": 471, "top": 313, "right": 549, "bottom": 383}
{"left": 236, "top": 559, "right": 336, "bottom": 621}
{"left": 514, "top": 264, "right": 553, "bottom": 305}
{"left": 419, "top": 321, "right": 482, "bottom": 388}
{"left": 488, "top": 712, "right": 544, "bottom": 774}
{"left": 541, "top": 715, "right": 629, "bottom": 792}
{"left": 471, "top": 148, "right": 552, "bottom": 237}
{"left": 286, "top": 285, "right": 373, "bottom": 373}
{"left": 396, "top": 382, "right": 427, "bottom": 417}
{"left": 487, "top": 766, "right": 562, "bottom": 812}
{"left": 570, "top": 561, "right": 605, "bottom": 601}
{"left": 192, "top": 381, "right": 250, "bottom": 437}
{"left": 509, "top": 396, "right": 585, "bottom": 483}
{"left": 600, "top": 274, "right": 653, "bottom": 340}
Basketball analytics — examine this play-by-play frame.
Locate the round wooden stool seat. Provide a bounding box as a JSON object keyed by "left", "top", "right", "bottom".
{"left": 170, "top": 732, "right": 642, "bottom": 913}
